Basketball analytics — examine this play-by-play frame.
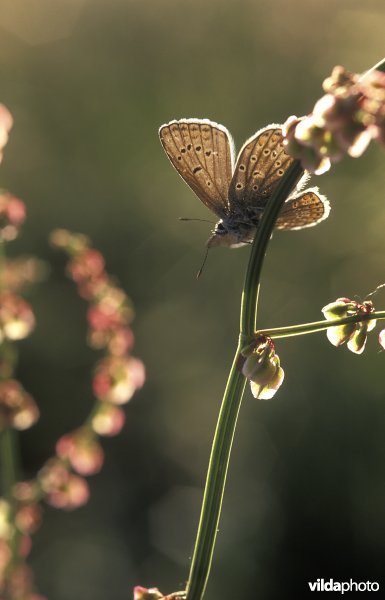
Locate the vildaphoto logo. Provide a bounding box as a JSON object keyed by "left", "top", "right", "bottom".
{"left": 308, "top": 579, "right": 380, "bottom": 594}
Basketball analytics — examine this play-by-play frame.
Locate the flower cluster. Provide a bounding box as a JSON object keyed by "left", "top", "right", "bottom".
{"left": 0, "top": 103, "right": 45, "bottom": 600}
{"left": 0, "top": 491, "right": 44, "bottom": 600}
{"left": 50, "top": 228, "right": 145, "bottom": 413}
{"left": 36, "top": 229, "right": 146, "bottom": 511}
{"left": 241, "top": 336, "right": 284, "bottom": 400}
{"left": 283, "top": 66, "right": 385, "bottom": 173}
{"left": 322, "top": 297, "right": 376, "bottom": 354}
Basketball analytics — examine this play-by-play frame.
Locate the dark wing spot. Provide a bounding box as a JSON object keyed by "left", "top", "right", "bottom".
{"left": 239, "top": 164, "right": 245, "bottom": 171}
{"left": 236, "top": 183, "right": 243, "bottom": 189}
{"left": 187, "top": 144, "right": 192, "bottom": 150}
{"left": 177, "top": 156, "right": 182, "bottom": 161}
{"left": 193, "top": 166, "right": 202, "bottom": 173}
{"left": 278, "top": 169, "right": 284, "bottom": 176}
{"left": 275, "top": 160, "right": 282, "bottom": 167}
{"left": 263, "top": 148, "right": 270, "bottom": 156}
{"left": 251, "top": 155, "right": 257, "bottom": 161}
{"left": 181, "top": 148, "right": 186, "bottom": 153}
{"left": 196, "top": 145, "right": 202, "bottom": 151}
{"left": 205, "top": 150, "right": 211, "bottom": 156}
{"left": 207, "top": 181, "right": 211, "bottom": 186}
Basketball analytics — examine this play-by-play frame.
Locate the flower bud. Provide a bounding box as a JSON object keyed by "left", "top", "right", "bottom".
{"left": 323, "top": 297, "right": 376, "bottom": 353}
{"left": 133, "top": 587, "right": 163, "bottom": 600}
{"left": 15, "top": 504, "right": 42, "bottom": 535}
{"left": 39, "top": 460, "right": 90, "bottom": 510}
{"left": 0, "top": 291, "right": 35, "bottom": 340}
{"left": 242, "top": 340, "right": 284, "bottom": 400}
{"left": 56, "top": 429, "right": 104, "bottom": 475}
{"left": 0, "top": 380, "right": 39, "bottom": 431}
{"left": 91, "top": 402, "right": 125, "bottom": 436}
{"left": 251, "top": 361, "right": 285, "bottom": 400}
{"left": 347, "top": 324, "right": 368, "bottom": 355}
{"left": 379, "top": 329, "right": 385, "bottom": 349}
{"left": 322, "top": 298, "right": 355, "bottom": 319}
{"left": 0, "top": 193, "right": 26, "bottom": 241}
{"left": 93, "top": 356, "right": 145, "bottom": 405}
{"left": 242, "top": 346, "right": 277, "bottom": 386}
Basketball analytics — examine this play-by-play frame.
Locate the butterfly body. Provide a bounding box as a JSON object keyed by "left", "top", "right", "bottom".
{"left": 159, "top": 119, "right": 330, "bottom": 248}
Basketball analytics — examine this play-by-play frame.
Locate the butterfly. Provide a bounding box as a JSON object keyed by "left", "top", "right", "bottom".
{"left": 159, "top": 119, "right": 330, "bottom": 248}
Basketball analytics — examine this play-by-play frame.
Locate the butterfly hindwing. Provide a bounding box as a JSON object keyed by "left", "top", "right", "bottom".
{"left": 275, "top": 188, "right": 330, "bottom": 230}
{"left": 159, "top": 119, "right": 235, "bottom": 218}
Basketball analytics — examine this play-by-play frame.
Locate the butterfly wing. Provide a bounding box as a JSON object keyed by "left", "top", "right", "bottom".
{"left": 228, "top": 125, "right": 296, "bottom": 212}
{"left": 275, "top": 188, "right": 330, "bottom": 230}
{"left": 159, "top": 119, "right": 235, "bottom": 219}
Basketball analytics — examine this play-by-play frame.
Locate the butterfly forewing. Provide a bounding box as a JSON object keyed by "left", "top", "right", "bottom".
{"left": 275, "top": 189, "right": 330, "bottom": 230}
{"left": 228, "top": 126, "right": 295, "bottom": 211}
{"left": 159, "top": 119, "right": 235, "bottom": 218}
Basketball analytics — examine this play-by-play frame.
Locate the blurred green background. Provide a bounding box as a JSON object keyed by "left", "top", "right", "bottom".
{"left": 1, "top": 0, "right": 385, "bottom": 598}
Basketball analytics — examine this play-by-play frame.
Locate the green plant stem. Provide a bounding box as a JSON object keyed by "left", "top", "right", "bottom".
{"left": 185, "top": 161, "right": 304, "bottom": 600}
{"left": 260, "top": 310, "right": 385, "bottom": 339}
{"left": 0, "top": 427, "right": 18, "bottom": 501}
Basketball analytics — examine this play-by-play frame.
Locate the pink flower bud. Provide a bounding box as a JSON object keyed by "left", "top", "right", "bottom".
{"left": 56, "top": 429, "right": 104, "bottom": 475}
{"left": 15, "top": 504, "right": 42, "bottom": 535}
{"left": 0, "top": 380, "right": 39, "bottom": 431}
{"left": 39, "top": 458, "right": 90, "bottom": 509}
{"left": 13, "top": 481, "right": 40, "bottom": 503}
{"left": 0, "top": 104, "right": 13, "bottom": 162}
{"left": 108, "top": 327, "right": 134, "bottom": 356}
{"left": 133, "top": 587, "right": 163, "bottom": 600}
{"left": 93, "top": 356, "right": 145, "bottom": 405}
{"left": 67, "top": 249, "right": 105, "bottom": 283}
{"left": 0, "top": 194, "right": 26, "bottom": 240}
{"left": 0, "top": 291, "right": 35, "bottom": 340}
{"left": 91, "top": 402, "right": 125, "bottom": 436}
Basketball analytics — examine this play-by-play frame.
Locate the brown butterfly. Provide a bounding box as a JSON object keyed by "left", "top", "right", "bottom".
{"left": 159, "top": 119, "right": 330, "bottom": 248}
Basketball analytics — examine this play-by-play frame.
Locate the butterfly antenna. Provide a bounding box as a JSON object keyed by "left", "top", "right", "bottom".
{"left": 196, "top": 247, "right": 209, "bottom": 279}
{"left": 366, "top": 282, "right": 385, "bottom": 299}
{"left": 179, "top": 217, "right": 215, "bottom": 223}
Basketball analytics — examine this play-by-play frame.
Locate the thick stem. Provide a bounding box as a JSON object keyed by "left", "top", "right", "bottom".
{"left": 186, "top": 161, "right": 303, "bottom": 600}
{"left": 185, "top": 346, "right": 246, "bottom": 600}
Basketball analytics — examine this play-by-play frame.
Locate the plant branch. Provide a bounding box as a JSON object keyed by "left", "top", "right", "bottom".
{"left": 259, "top": 310, "right": 385, "bottom": 339}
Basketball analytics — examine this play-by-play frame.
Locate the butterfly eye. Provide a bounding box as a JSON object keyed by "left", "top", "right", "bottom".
{"left": 215, "top": 222, "right": 226, "bottom": 235}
